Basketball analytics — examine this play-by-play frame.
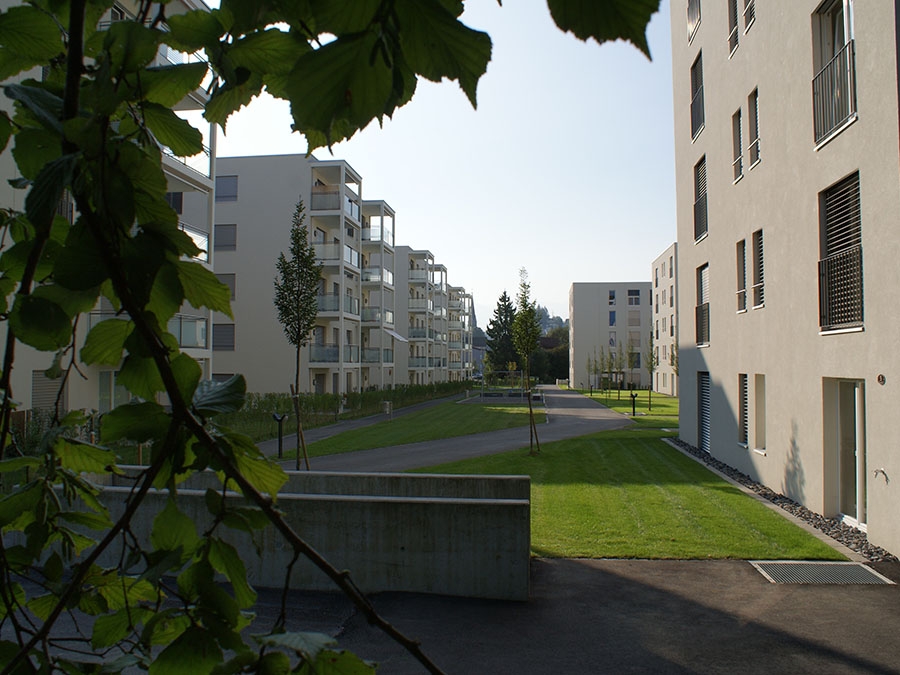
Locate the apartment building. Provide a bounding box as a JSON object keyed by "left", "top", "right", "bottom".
{"left": 568, "top": 282, "right": 653, "bottom": 390}
{"left": 0, "top": 0, "right": 216, "bottom": 415}
{"left": 213, "top": 155, "right": 474, "bottom": 394}
{"left": 448, "top": 286, "right": 475, "bottom": 381}
{"left": 672, "top": 0, "right": 900, "bottom": 554}
{"left": 651, "top": 244, "right": 679, "bottom": 396}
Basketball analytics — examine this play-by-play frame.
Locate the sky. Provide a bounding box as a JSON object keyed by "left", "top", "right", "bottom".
{"left": 214, "top": 1, "right": 677, "bottom": 326}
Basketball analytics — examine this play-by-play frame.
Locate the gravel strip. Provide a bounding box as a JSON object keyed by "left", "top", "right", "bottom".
{"left": 669, "top": 438, "right": 898, "bottom": 563}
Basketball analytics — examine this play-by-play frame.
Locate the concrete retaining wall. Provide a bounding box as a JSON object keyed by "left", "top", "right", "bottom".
{"left": 96, "top": 469, "right": 531, "bottom": 600}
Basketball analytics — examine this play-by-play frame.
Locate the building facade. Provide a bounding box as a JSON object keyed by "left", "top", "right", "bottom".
{"left": 0, "top": 0, "right": 216, "bottom": 416}
{"left": 213, "top": 155, "right": 474, "bottom": 395}
{"left": 671, "top": 0, "right": 900, "bottom": 554}
{"left": 568, "top": 282, "right": 653, "bottom": 390}
{"left": 651, "top": 243, "right": 679, "bottom": 396}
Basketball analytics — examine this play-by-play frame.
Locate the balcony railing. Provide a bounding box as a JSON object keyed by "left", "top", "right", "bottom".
{"left": 408, "top": 298, "right": 433, "bottom": 312}
{"left": 409, "top": 327, "right": 435, "bottom": 340}
{"left": 409, "top": 269, "right": 429, "bottom": 282}
{"left": 409, "top": 356, "right": 427, "bottom": 368}
{"left": 168, "top": 315, "right": 208, "bottom": 349}
{"left": 361, "top": 267, "right": 393, "bottom": 285}
{"left": 693, "top": 194, "right": 708, "bottom": 240}
{"left": 313, "top": 242, "right": 341, "bottom": 262}
{"left": 343, "top": 345, "right": 360, "bottom": 363}
{"left": 309, "top": 343, "right": 339, "bottom": 363}
{"left": 179, "top": 221, "right": 208, "bottom": 262}
{"left": 315, "top": 294, "right": 359, "bottom": 315}
{"left": 813, "top": 40, "right": 857, "bottom": 144}
{"left": 361, "top": 307, "right": 382, "bottom": 322}
{"left": 311, "top": 186, "right": 340, "bottom": 211}
{"left": 695, "top": 302, "right": 710, "bottom": 346}
{"left": 819, "top": 245, "right": 863, "bottom": 331}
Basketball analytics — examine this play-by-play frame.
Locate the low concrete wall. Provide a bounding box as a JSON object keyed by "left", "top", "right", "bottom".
{"left": 96, "top": 469, "right": 531, "bottom": 601}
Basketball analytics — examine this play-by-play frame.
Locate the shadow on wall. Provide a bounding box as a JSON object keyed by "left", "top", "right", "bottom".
{"left": 782, "top": 419, "right": 806, "bottom": 504}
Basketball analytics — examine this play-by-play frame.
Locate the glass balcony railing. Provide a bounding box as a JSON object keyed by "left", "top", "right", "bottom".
{"left": 408, "top": 298, "right": 433, "bottom": 312}
{"left": 313, "top": 243, "right": 341, "bottom": 262}
{"left": 168, "top": 314, "right": 208, "bottom": 349}
{"left": 361, "top": 307, "right": 382, "bottom": 322}
{"left": 362, "top": 348, "right": 381, "bottom": 363}
{"left": 409, "top": 356, "right": 427, "bottom": 368}
{"left": 311, "top": 186, "right": 340, "bottom": 211}
{"left": 309, "top": 343, "right": 340, "bottom": 363}
{"left": 343, "top": 345, "right": 360, "bottom": 363}
{"left": 409, "top": 269, "right": 429, "bottom": 282}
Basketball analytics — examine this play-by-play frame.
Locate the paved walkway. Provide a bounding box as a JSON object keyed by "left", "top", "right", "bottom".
{"left": 265, "top": 386, "right": 633, "bottom": 472}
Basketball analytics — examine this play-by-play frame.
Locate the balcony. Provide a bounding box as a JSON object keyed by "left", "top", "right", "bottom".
{"left": 819, "top": 245, "right": 863, "bottom": 331}
{"left": 309, "top": 343, "right": 340, "bottom": 363}
{"left": 343, "top": 345, "right": 360, "bottom": 363}
{"left": 409, "top": 298, "right": 433, "bottom": 312}
{"left": 162, "top": 144, "right": 211, "bottom": 179}
{"left": 448, "top": 341, "right": 463, "bottom": 350}
{"left": 448, "top": 320, "right": 463, "bottom": 330}
{"left": 409, "top": 269, "right": 429, "bottom": 283}
{"left": 316, "top": 294, "right": 359, "bottom": 315}
{"left": 311, "top": 186, "right": 340, "bottom": 211}
{"left": 409, "top": 327, "right": 436, "bottom": 340}
{"left": 168, "top": 314, "right": 208, "bottom": 349}
{"left": 313, "top": 242, "right": 341, "bottom": 264}
{"left": 361, "top": 307, "right": 382, "bottom": 322}
{"left": 409, "top": 356, "right": 428, "bottom": 368}
{"left": 361, "top": 347, "right": 381, "bottom": 363}
{"left": 813, "top": 41, "right": 857, "bottom": 145}
{"left": 362, "top": 267, "right": 393, "bottom": 285}
{"left": 179, "top": 220, "right": 208, "bottom": 262}
{"left": 695, "top": 302, "right": 710, "bottom": 346}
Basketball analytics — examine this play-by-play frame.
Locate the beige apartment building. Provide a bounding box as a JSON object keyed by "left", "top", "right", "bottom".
{"left": 651, "top": 243, "right": 679, "bottom": 396}
{"left": 568, "top": 282, "right": 653, "bottom": 390}
{"left": 672, "top": 0, "right": 900, "bottom": 554}
{"left": 0, "top": 0, "right": 216, "bottom": 415}
{"left": 212, "top": 155, "right": 474, "bottom": 395}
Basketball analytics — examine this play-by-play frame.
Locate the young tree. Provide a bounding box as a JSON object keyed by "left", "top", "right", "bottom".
{"left": 512, "top": 268, "right": 542, "bottom": 455}
{"left": 0, "top": 2, "right": 658, "bottom": 672}
{"left": 644, "top": 329, "right": 660, "bottom": 410}
{"left": 615, "top": 340, "right": 627, "bottom": 399}
{"left": 670, "top": 339, "right": 679, "bottom": 377}
{"left": 274, "top": 199, "right": 322, "bottom": 470}
{"left": 486, "top": 290, "right": 518, "bottom": 374}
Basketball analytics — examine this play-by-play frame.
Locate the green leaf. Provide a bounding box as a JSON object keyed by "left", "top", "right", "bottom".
{"left": 257, "top": 652, "right": 291, "bottom": 675}
{"left": 295, "top": 649, "right": 376, "bottom": 675}
{"left": 81, "top": 318, "right": 133, "bottom": 366}
{"left": 55, "top": 220, "right": 110, "bottom": 290}
{"left": 104, "top": 20, "right": 160, "bottom": 72}
{"left": 166, "top": 10, "right": 225, "bottom": 51}
{"left": 308, "top": 0, "right": 378, "bottom": 34}
{"left": 148, "top": 261, "right": 183, "bottom": 324}
{"left": 204, "top": 72, "right": 263, "bottom": 129}
{"left": 142, "top": 103, "right": 204, "bottom": 158}
{"left": 171, "top": 353, "right": 202, "bottom": 406}
{"left": 116, "top": 354, "right": 165, "bottom": 401}
{"left": 227, "top": 29, "right": 309, "bottom": 76}
{"left": 255, "top": 631, "right": 335, "bottom": 658}
{"left": 140, "top": 63, "right": 209, "bottom": 107}
{"left": 92, "top": 608, "right": 153, "bottom": 650}
{"left": 31, "top": 283, "right": 99, "bottom": 318}
{"left": 0, "top": 640, "right": 37, "bottom": 675}
{"left": 56, "top": 438, "right": 117, "bottom": 474}
{"left": 26, "top": 153, "right": 76, "bottom": 231}
{"left": 395, "top": 0, "right": 491, "bottom": 107}
{"left": 9, "top": 294, "right": 72, "bottom": 351}
{"left": 150, "top": 626, "right": 223, "bottom": 675}
{"left": 101, "top": 401, "right": 169, "bottom": 444}
{"left": 27, "top": 593, "right": 59, "bottom": 622}
{"left": 151, "top": 499, "right": 200, "bottom": 556}
{"left": 285, "top": 32, "right": 393, "bottom": 142}
{"left": 175, "top": 260, "right": 232, "bottom": 317}
{"left": 208, "top": 538, "right": 256, "bottom": 608}
{"left": 58, "top": 510, "right": 113, "bottom": 531}
{"left": 12, "top": 128, "right": 62, "bottom": 185}
{"left": 0, "top": 456, "right": 41, "bottom": 474}
{"left": 0, "top": 238, "right": 60, "bottom": 283}
{"left": 5, "top": 83, "right": 64, "bottom": 134}
{"left": 0, "top": 110, "right": 12, "bottom": 154}
{"left": 547, "top": 0, "right": 660, "bottom": 58}
{"left": 223, "top": 432, "right": 287, "bottom": 498}
{"left": 0, "top": 5, "right": 63, "bottom": 78}
{"left": 192, "top": 375, "right": 246, "bottom": 416}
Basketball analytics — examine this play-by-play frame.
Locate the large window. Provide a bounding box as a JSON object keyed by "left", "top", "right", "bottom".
{"left": 690, "top": 53, "right": 705, "bottom": 138}
{"left": 694, "top": 157, "right": 708, "bottom": 240}
{"left": 744, "top": 0, "right": 756, "bottom": 31}
{"left": 687, "top": 0, "right": 701, "bottom": 41}
{"left": 819, "top": 171, "right": 863, "bottom": 330}
{"left": 738, "top": 373, "right": 749, "bottom": 445}
{"left": 696, "top": 263, "right": 710, "bottom": 346}
{"left": 216, "top": 273, "right": 236, "bottom": 300}
{"left": 213, "top": 323, "right": 235, "bottom": 351}
{"left": 751, "top": 229, "right": 765, "bottom": 307}
{"left": 628, "top": 289, "right": 641, "bottom": 305}
{"left": 215, "top": 175, "right": 238, "bottom": 202}
{"left": 812, "top": 0, "right": 856, "bottom": 144}
{"left": 728, "top": 0, "right": 739, "bottom": 54}
{"left": 214, "top": 223, "right": 237, "bottom": 251}
{"left": 736, "top": 239, "right": 747, "bottom": 311}
{"left": 732, "top": 109, "right": 743, "bottom": 182}
{"left": 748, "top": 88, "right": 761, "bottom": 165}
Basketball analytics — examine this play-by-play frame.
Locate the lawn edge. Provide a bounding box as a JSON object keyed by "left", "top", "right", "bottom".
{"left": 662, "top": 438, "right": 862, "bottom": 563}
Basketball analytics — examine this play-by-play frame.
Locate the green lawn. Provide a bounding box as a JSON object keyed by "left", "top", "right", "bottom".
{"left": 417, "top": 426, "right": 845, "bottom": 561}
{"left": 302, "top": 400, "right": 545, "bottom": 457}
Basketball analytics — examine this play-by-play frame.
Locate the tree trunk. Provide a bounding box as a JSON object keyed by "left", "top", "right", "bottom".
{"left": 526, "top": 364, "right": 540, "bottom": 455}
{"left": 293, "top": 343, "right": 311, "bottom": 470}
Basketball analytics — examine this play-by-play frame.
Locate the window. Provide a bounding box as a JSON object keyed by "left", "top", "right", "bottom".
{"left": 214, "top": 223, "right": 237, "bottom": 251}
{"left": 736, "top": 239, "right": 747, "bottom": 311}
{"left": 812, "top": 0, "right": 856, "bottom": 144}
{"left": 670, "top": 285, "right": 675, "bottom": 307}
{"left": 744, "top": 0, "right": 756, "bottom": 30}
{"left": 748, "top": 88, "right": 760, "bottom": 165}
{"left": 215, "top": 175, "right": 238, "bottom": 202}
{"left": 669, "top": 256, "right": 674, "bottom": 277}
{"left": 662, "top": 317, "right": 667, "bottom": 333}
{"left": 609, "top": 311, "right": 616, "bottom": 327}
{"left": 165, "top": 191, "right": 183, "bottom": 214}
{"left": 655, "top": 320, "right": 660, "bottom": 339}
{"left": 655, "top": 267, "right": 659, "bottom": 287}
{"left": 690, "top": 53, "right": 705, "bottom": 138}
{"left": 98, "top": 371, "right": 127, "bottom": 414}
{"left": 738, "top": 374, "right": 749, "bottom": 445}
{"left": 728, "top": 0, "right": 739, "bottom": 54}
{"left": 696, "top": 263, "right": 710, "bottom": 346}
{"left": 694, "top": 157, "right": 708, "bottom": 240}
{"left": 751, "top": 229, "right": 764, "bottom": 307}
{"left": 608, "top": 290, "right": 616, "bottom": 305}
{"left": 732, "top": 109, "right": 743, "bottom": 181}
{"left": 670, "top": 314, "right": 675, "bottom": 336}
{"left": 216, "top": 273, "right": 236, "bottom": 300}
{"left": 628, "top": 311, "right": 641, "bottom": 327}
{"left": 213, "top": 323, "right": 235, "bottom": 351}
{"left": 662, "top": 289, "right": 667, "bottom": 306}
{"left": 609, "top": 331, "right": 616, "bottom": 347}
{"left": 687, "top": 0, "right": 701, "bottom": 41}
{"left": 628, "top": 289, "right": 641, "bottom": 306}
{"left": 819, "top": 171, "right": 863, "bottom": 330}
{"left": 754, "top": 374, "right": 766, "bottom": 450}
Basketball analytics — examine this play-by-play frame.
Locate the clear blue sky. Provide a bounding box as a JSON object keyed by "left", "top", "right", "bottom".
{"left": 215, "top": 1, "right": 676, "bottom": 326}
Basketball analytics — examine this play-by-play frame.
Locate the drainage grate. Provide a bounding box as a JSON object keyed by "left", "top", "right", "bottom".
{"left": 750, "top": 561, "right": 894, "bottom": 585}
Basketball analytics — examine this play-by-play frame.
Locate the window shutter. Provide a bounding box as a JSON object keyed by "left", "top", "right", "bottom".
{"left": 698, "top": 264, "right": 710, "bottom": 304}
{"left": 698, "top": 372, "right": 711, "bottom": 452}
{"left": 824, "top": 172, "right": 861, "bottom": 256}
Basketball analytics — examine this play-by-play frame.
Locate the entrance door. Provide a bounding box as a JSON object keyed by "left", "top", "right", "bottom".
{"left": 838, "top": 380, "right": 866, "bottom": 526}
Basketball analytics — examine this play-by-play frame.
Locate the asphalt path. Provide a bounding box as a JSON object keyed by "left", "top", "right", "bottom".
{"left": 271, "top": 385, "right": 633, "bottom": 472}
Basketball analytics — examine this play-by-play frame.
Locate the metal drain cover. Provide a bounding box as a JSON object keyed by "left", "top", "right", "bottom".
{"left": 750, "top": 561, "right": 894, "bottom": 585}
